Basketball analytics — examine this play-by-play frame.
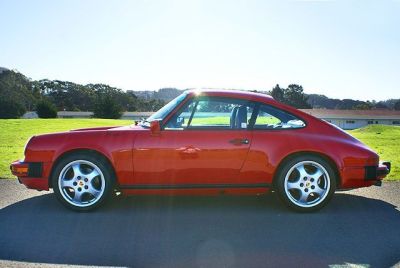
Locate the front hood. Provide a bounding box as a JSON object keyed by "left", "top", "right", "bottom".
{"left": 28, "top": 125, "right": 143, "bottom": 146}
{"left": 71, "top": 125, "right": 146, "bottom": 132}
{"left": 70, "top": 126, "right": 121, "bottom": 132}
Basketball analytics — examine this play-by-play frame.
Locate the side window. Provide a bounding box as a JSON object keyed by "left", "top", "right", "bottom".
{"left": 254, "top": 104, "right": 305, "bottom": 129}
{"left": 255, "top": 110, "right": 281, "bottom": 126}
{"left": 164, "top": 97, "right": 254, "bottom": 130}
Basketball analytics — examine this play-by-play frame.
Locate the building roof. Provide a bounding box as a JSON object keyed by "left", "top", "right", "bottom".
{"left": 300, "top": 109, "right": 400, "bottom": 120}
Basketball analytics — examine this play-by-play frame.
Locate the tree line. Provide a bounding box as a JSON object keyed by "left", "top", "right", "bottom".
{"left": 0, "top": 69, "right": 165, "bottom": 119}
{"left": 264, "top": 84, "right": 400, "bottom": 110}
{"left": 0, "top": 68, "right": 399, "bottom": 119}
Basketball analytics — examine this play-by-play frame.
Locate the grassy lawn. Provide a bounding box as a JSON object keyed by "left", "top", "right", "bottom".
{"left": 0, "top": 119, "right": 131, "bottom": 179}
{"left": 0, "top": 119, "right": 398, "bottom": 180}
{"left": 348, "top": 125, "right": 399, "bottom": 180}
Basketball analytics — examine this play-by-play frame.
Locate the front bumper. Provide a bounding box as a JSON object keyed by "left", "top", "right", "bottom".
{"left": 10, "top": 160, "right": 49, "bottom": 191}
{"left": 10, "top": 160, "right": 43, "bottom": 178}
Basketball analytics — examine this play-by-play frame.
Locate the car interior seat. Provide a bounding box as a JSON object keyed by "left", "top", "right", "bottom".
{"left": 235, "top": 105, "right": 247, "bottom": 129}
{"left": 230, "top": 106, "right": 239, "bottom": 129}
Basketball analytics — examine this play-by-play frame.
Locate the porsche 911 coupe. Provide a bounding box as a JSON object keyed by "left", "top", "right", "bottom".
{"left": 11, "top": 89, "right": 390, "bottom": 212}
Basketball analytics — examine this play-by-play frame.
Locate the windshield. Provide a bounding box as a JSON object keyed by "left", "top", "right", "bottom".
{"left": 146, "top": 92, "right": 188, "bottom": 123}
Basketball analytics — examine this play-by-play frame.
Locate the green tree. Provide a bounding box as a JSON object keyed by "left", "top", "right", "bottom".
{"left": 270, "top": 84, "right": 285, "bottom": 103}
{"left": 283, "top": 84, "right": 311, "bottom": 109}
{"left": 36, "top": 99, "right": 58, "bottom": 118}
{"left": 0, "top": 98, "right": 26, "bottom": 118}
{"left": 0, "top": 70, "right": 38, "bottom": 111}
{"left": 374, "top": 102, "right": 389, "bottom": 109}
{"left": 394, "top": 100, "right": 400, "bottom": 111}
{"left": 93, "top": 95, "right": 123, "bottom": 119}
{"left": 354, "top": 102, "right": 373, "bottom": 110}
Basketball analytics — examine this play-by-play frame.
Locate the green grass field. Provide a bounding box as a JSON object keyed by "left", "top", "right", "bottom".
{"left": 0, "top": 119, "right": 132, "bottom": 179}
{"left": 0, "top": 119, "right": 398, "bottom": 180}
{"left": 349, "top": 125, "right": 399, "bottom": 180}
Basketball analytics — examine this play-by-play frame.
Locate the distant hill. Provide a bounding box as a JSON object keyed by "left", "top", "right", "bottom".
{"left": 307, "top": 94, "right": 397, "bottom": 110}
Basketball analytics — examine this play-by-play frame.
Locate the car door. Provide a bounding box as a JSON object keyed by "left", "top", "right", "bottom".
{"left": 239, "top": 102, "right": 307, "bottom": 184}
{"left": 132, "top": 96, "right": 255, "bottom": 186}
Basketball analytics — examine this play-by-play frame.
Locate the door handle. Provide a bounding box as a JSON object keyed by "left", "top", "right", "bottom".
{"left": 229, "top": 138, "right": 250, "bottom": 145}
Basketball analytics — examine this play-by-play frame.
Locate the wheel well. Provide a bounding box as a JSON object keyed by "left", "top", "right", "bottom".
{"left": 49, "top": 149, "right": 117, "bottom": 188}
{"left": 272, "top": 151, "right": 341, "bottom": 189}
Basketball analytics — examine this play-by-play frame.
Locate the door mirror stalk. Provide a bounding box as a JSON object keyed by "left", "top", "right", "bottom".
{"left": 150, "top": 120, "right": 161, "bottom": 135}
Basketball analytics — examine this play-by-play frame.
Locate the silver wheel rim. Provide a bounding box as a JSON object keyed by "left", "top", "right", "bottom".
{"left": 58, "top": 160, "right": 105, "bottom": 208}
{"left": 284, "top": 161, "right": 330, "bottom": 208}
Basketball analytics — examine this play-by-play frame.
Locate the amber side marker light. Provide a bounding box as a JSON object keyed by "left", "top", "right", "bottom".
{"left": 10, "top": 163, "right": 29, "bottom": 177}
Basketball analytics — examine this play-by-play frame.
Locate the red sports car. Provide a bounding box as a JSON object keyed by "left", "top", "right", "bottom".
{"left": 11, "top": 89, "right": 390, "bottom": 212}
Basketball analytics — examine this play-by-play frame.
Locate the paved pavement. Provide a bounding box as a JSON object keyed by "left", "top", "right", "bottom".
{"left": 0, "top": 179, "right": 399, "bottom": 268}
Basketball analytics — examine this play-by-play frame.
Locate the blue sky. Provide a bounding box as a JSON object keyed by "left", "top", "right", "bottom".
{"left": 1, "top": 0, "right": 399, "bottom": 101}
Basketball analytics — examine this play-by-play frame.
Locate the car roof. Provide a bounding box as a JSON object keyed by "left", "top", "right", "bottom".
{"left": 184, "top": 88, "right": 274, "bottom": 101}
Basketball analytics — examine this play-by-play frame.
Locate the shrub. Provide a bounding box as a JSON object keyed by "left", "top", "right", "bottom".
{"left": 93, "top": 95, "right": 123, "bottom": 119}
{"left": 0, "top": 98, "right": 26, "bottom": 118}
{"left": 36, "top": 100, "right": 58, "bottom": 118}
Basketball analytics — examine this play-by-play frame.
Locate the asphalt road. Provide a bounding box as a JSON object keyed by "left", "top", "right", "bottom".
{"left": 0, "top": 179, "right": 399, "bottom": 268}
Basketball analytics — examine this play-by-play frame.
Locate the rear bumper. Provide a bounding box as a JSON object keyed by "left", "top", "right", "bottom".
{"left": 365, "top": 161, "right": 391, "bottom": 181}
{"left": 10, "top": 160, "right": 49, "bottom": 191}
{"left": 340, "top": 161, "right": 390, "bottom": 189}
{"left": 378, "top": 161, "right": 391, "bottom": 177}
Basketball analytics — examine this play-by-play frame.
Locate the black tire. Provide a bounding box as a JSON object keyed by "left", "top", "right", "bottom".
{"left": 275, "top": 155, "right": 336, "bottom": 212}
{"left": 51, "top": 152, "right": 115, "bottom": 211}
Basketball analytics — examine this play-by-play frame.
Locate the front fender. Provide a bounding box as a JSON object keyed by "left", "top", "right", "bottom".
{"left": 25, "top": 130, "right": 136, "bottom": 187}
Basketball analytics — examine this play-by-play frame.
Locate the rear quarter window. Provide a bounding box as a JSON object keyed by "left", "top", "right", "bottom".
{"left": 254, "top": 104, "right": 305, "bottom": 129}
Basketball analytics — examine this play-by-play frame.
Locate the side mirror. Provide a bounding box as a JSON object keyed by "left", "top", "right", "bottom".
{"left": 150, "top": 120, "right": 161, "bottom": 135}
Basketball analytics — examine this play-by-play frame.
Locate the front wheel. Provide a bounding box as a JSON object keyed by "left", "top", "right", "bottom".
{"left": 52, "top": 153, "right": 115, "bottom": 211}
{"left": 275, "top": 155, "right": 336, "bottom": 212}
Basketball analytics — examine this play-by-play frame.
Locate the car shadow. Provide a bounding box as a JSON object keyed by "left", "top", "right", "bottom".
{"left": 0, "top": 193, "right": 399, "bottom": 268}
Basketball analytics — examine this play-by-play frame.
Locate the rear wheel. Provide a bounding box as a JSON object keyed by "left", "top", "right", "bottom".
{"left": 52, "top": 153, "right": 114, "bottom": 211}
{"left": 276, "top": 155, "right": 336, "bottom": 212}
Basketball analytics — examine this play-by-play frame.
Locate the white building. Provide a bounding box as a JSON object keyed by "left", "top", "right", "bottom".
{"left": 57, "top": 111, "right": 92, "bottom": 119}
{"left": 301, "top": 109, "right": 400, "bottom": 130}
